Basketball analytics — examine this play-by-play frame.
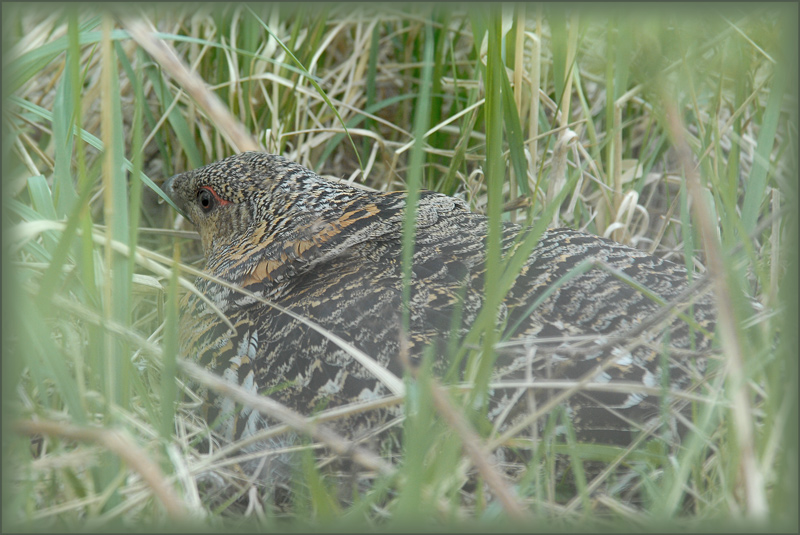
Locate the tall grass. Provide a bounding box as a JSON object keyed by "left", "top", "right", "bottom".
{"left": 2, "top": 3, "right": 796, "bottom": 531}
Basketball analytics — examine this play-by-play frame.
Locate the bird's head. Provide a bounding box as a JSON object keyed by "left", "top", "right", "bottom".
{"left": 165, "top": 152, "right": 256, "bottom": 256}
{"left": 163, "top": 152, "right": 393, "bottom": 282}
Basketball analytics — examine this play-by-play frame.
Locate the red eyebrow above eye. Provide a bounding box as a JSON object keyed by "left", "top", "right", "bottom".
{"left": 201, "top": 186, "right": 231, "bottom": 206}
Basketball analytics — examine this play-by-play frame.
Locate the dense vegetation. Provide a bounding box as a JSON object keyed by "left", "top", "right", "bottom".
{"left": 3, "top": 3, "right": 796, "bottom": 531}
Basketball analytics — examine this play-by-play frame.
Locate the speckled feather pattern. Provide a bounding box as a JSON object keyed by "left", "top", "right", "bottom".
{"left": 165, "top": 152, "right": 716, "bottom": 478}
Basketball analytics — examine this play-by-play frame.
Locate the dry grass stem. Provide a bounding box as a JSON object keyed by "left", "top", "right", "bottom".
{"left": 664, "top": 102, "right": 768, "bottom": 520}
{"left": 179, "top": 360, "right": 395, "bottom": 478}
{"left": 123, "top": 17, "right": 261, "bottom": 153}
{"left": 14, "top": 419, "right": 189, "bottom": 520}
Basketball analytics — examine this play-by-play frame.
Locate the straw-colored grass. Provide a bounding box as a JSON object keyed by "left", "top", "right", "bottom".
{"left": 3, "top": 3, "right": 796, "bottom": 531}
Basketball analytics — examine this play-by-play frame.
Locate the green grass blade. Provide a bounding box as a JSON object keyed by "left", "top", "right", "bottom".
{"left": 142, "top": 62, "right": 203, "bottom": 169}
{"left": 160, "top": 252, "right": 180, "bottom": 443}
{"left": 741, "top": 63, "right": 786, "bottom": 233}
{"left": 500, "top": 61, "right": 530, "bottom": 197}
{"left": 400, "top": 21, "right": 434, "bottom": 334}
{"left": 8, "top": 95, "right": 189, "bottom": 218}
{"left": 246, "top": 5, "right": 363, "bottom": 171}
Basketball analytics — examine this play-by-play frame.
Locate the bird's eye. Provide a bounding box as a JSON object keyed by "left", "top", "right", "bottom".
{"left": 197, "top": 188, "right": 216, "bottom": 213}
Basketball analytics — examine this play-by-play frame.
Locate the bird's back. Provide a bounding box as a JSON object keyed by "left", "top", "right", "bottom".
{"left": 166, "top": 152, "right": 715, "bottom": 488}
{"left": 179, "top": 188, "right": 714, "bottom": 448}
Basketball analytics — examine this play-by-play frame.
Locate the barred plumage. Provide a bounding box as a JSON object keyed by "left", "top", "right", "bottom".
{"left": 164, "top": 151, "right": 715, "bottom": 486}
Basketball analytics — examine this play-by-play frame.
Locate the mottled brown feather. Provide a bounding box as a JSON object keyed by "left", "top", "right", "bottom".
{"left": 164, "top": 152, "right": 716, "bottom": 482}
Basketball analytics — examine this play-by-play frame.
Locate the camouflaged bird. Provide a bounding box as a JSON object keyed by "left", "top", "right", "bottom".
{"left": 164, "top": 151, "right": 716, "bottom": 486}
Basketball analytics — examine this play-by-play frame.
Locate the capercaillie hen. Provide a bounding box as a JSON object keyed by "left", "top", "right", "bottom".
{"left": 164, "top": 151, "right": 716, "bottom": 491}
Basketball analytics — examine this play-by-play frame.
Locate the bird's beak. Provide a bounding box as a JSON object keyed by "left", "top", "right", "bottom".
{"left": 162, "top": 174, "right": 175, "bottom": 198}
{"left": 160, "top": 174, "right": 193, "bottom": 222}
